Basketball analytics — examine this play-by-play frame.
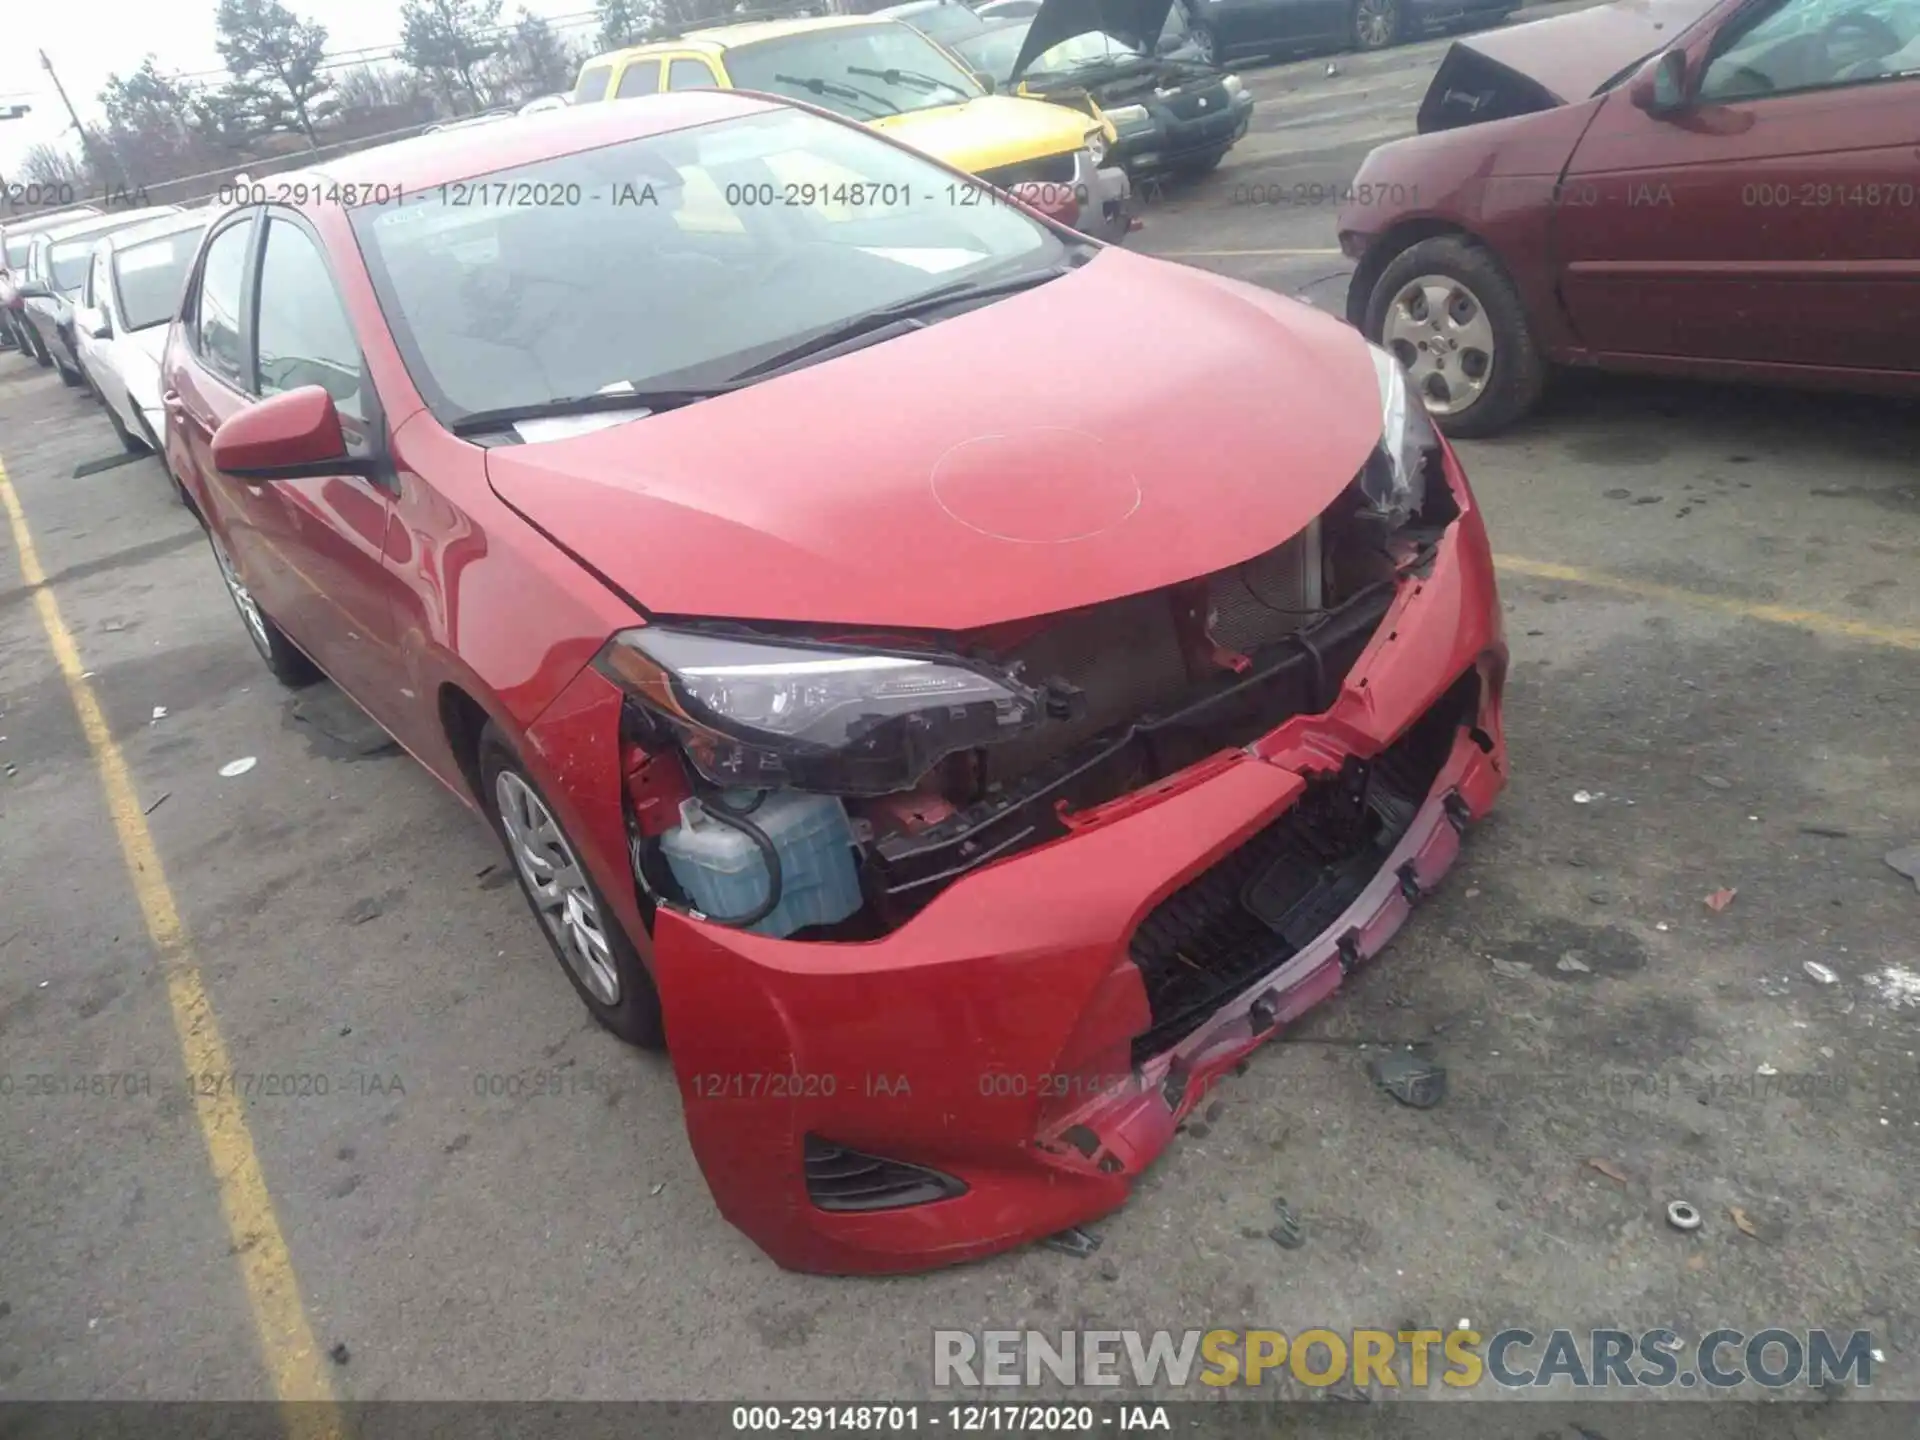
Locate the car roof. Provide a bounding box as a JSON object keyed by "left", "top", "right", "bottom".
{"left": 101, "top": 212, "right": 210, "bottom": 254}
{"left": 0, "top": 205, "right": 104, "bottom": 240}
{"left": 588, "top": 14, "right": 886, "bottom": 62}
{"left": 228, "top": 89, "right": 784, "bottom": 203}
{"left": 38, "top": 206, "right": 183, "bottom": 247}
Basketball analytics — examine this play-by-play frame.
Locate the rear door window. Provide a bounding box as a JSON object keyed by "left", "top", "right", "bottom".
{"left": 667, "top": 58, "right": 720, "bottom": 89}
{"left": 574, "top": 63, "right": 613, "bottom": 101}
{"left": 615, "top": 59, "right": 663, "bottom": 97}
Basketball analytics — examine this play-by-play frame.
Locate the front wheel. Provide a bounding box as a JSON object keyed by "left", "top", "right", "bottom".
{"left": 205, "top": 526, "right": 322, "bottom": 686}
{"left": 480, "top": 723, "right": 666, "bottom": 1050}
{"left": 1351, "top": 0, "right": 1403, "bottom": 49}
{"left": 1363, "top": 234, "right": 1546, "bottom": 438}
{"left": 1190, "top": 21, "right": 1218, "bottom": 65}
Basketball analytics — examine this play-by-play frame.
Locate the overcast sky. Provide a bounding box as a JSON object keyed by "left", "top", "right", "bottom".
{"left": 1, "top": 0, "right": 602, "bottom": 176}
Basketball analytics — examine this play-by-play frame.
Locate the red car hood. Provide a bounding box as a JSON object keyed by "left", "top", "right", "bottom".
{"left": 1421, "top": 0, "right": 1720, "bottom": 128}
{"left": 485, "top": 250, "right": 1383, "bottom": 632}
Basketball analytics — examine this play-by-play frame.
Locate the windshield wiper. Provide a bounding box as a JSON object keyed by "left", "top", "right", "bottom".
{"left": 846, "top": 65, "right": 970, "bottom": 98}
{"left": 728, "top": 265, "right": 1073, "bottom": 383}
{"left": 449, "top": 387, "right": 737, "bottom": 437}
{"left": 771, "top": 72, "right": 900, "bottom": 116}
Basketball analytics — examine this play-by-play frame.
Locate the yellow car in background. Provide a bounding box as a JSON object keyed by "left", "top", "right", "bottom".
{"left": 573, "top": 16, "right": 1132, "bottom": 242}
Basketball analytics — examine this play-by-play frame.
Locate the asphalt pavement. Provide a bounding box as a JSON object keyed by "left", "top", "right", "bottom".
{"left": 3, "top": 15, "right": 1919, "bottom": 1408}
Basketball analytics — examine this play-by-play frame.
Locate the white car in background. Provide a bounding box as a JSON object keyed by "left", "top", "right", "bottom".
{"left": 73, "top": 211, "right": 210, "bottom": 457}
{"left": 519, "top": 92, "right": 570, "bottom": 114}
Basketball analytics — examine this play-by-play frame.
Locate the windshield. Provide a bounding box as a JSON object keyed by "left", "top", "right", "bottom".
{"left": 958, "top": 21, "right": 1146, "bottom": 80}
{"left": 723, "top": 23, "right": 981, "bottom": 120}
{"left": 890, "top": 4, "right": 992, "bottom": 44}
{"left": 115, "top": 228, "right": 204, "bottom": 331}
{"left": 350, "top": 106, "right": 1062, "bottom": 423}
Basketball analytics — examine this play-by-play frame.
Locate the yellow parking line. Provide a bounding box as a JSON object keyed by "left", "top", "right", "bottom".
{"left": 1497, "top": 554, "right": 1920, "bottom": 652}
{"left": 0, "top": 458, "right": 341, "bottom": 1437}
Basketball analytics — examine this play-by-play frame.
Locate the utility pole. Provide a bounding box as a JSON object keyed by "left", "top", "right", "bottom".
{"left": 38, "top": 50, "right": 117, "bottom": 190}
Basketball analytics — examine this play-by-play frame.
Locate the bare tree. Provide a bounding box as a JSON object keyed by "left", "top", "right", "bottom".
{"left": 214, "top": 0, "right": 337, "bottom": 146}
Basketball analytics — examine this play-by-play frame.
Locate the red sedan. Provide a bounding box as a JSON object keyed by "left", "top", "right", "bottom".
{"left": 162, "top": 90, "right": 1508, "bottom": 1273}
{"left": 1340, "top": 0, "right": 1920, "bottom": 435}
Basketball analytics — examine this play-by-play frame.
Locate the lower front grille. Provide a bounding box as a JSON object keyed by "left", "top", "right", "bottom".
{"left": 804, "top": 1136, "right": 967, "bottom": 1212}
{"left": 1127, "top": 669, "right": 1480, "bottom": 1065}
{"left": 979, "top": 153, "right": 1077, "bottom": 189}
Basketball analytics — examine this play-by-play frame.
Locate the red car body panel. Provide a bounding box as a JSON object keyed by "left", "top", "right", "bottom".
{"left": 646, "top": 444, "right": 1506, "bottom": 1273}
{"left": 487, "top": 254, "right": 1382, "bottom": 629}
{"left": 1340, "top": 0, "right": 1920, "bottom": 397}
{"left": 161, "top": 90, "right": 1509, "bottom": 1274}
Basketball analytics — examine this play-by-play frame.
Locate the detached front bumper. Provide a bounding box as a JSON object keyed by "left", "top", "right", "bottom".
{"left": 646, "top": 449, "right": 1508, "bottom": 1275}
{"left": 1076, "top": 149, "right": 1133, "bottom": 244}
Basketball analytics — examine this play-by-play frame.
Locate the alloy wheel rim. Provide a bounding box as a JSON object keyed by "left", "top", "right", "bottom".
{"left": 209, "top": 533, "right": 274, "bottom": 659}
{"left": 1356, "top": 0, "right": 1397, "bottom": 47}
{"left": 1194, "top": 25, "right": 1215, "bottom": 62}
{"left": 494, "top": 770, "right": 621, "bottom": 1007}
{"left": 1382, "top": 273, "right": 1495, "bottom": 416}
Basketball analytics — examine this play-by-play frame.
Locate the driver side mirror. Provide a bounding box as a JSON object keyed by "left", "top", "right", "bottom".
{"left": 971, "top": 68, "right": 997, "bottom": 93}
{"left": 213, "top": 385, "right": 374, "bottom": 483}
{"left": 1630, "top": 49, "right": 1690, "bottom": 117}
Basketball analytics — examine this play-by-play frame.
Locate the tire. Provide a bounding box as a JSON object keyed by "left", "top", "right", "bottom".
{"left": 105, "top": 397, "right": 148, "bottom": 455}
{"left": 28, "top": 328, "right": 52, "bottom": 367}
{"left": 1362, "top": 234, "right": 1546, "bottom": 438}
{"left": 56, "top": 357, "right": 83, "bottom": 388}
{"left": 1190, "top": 21, "right": 1218, "bottom": 65}
{"left": 479, "top": 722, "right": 666, "bottom": 1050}
{"left": 203, "top": 524, "right": 323, "bottom": 687}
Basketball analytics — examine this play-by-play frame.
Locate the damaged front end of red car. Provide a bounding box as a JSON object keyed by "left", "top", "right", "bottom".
{"left": 570, "top": 381, "right": 1508, "bottom": 1275}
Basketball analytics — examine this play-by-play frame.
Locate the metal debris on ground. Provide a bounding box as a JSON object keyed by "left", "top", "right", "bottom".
{"left": 1041, "top": 1226, "right": 1102, "bottom": 1258}
{"left": 218, "top": 757, "right": 257, "bottom": 778}
{"left": 1803, "top": 961, "right": 1839, "bottom": 985}
{"left": 1586, "top": 1158, "right": 1628, "bottom": 1186}
{"left": 1705, "top": 887, "right": 1738, "bottom": 912}
{"left": 1269, "top": 1199, "right": 1306, "bottom": 1250}
{"left": 1729, "top": 1206, "right": 1759, "bottom": 1238}
{"left": 150, "top": 706, "right": 167, "bottom": 722}
{"left": 1666, "top": 1201, "right": 1703, "bottom": 1232}
{"left": 650, "top": 1182, "right": 666, "bottom": 1196}
{"left": 1885, "top": 845, "right": 1920, "bottom": 893}
{"left": 1367, "top": 1050, "right": 1446, "bottom": 1108}
{"left": 143, "top": 792, "right": 169, "bottom": 815}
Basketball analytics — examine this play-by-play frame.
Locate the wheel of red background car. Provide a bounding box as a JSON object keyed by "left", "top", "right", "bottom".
{"left": 1350, "top": 0, "right": 1403, "bottom": 50}
{"left": 478, "top": 722, "right": 666, "bottom": 1052}
{"left": 203, "top": 526, "right": 322, "bottom": 687}
{"left": 1364, "top": 234, "right": 1546, "bottom": 439}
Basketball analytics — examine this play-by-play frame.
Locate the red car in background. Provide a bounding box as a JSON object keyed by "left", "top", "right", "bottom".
{"left": 1340, "top": 0, "right": 1920, "bottom": 435}
{"left": 162, "top": 90, "right": 1506, "bottom": 1273}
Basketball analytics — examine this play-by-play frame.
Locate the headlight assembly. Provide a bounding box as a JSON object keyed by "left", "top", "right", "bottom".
{"left": 1362, "top": 343, "right": 1441, "bottom": 528}
{"left": 1104, "top": 103, "right": 1151, "bottom": 129}
{"left": 1221, "top": 74, "right": 1244, "bottom": 97}
{"left": 595, "top": 626, "right": 1044, "bottom": 796}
